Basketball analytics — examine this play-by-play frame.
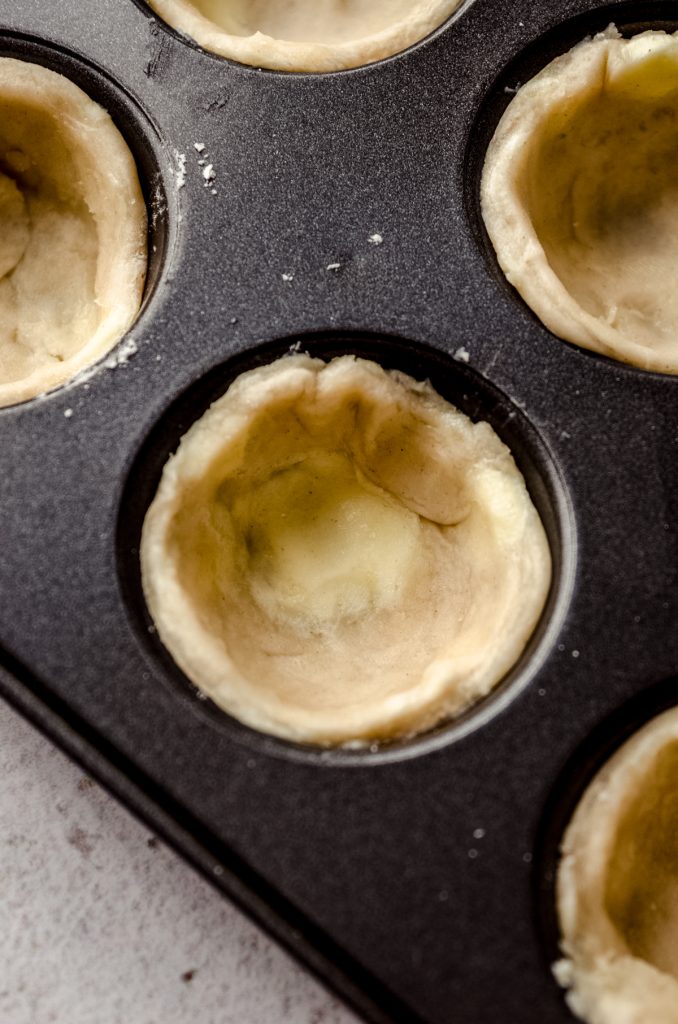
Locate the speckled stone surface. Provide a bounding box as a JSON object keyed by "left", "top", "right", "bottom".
{"left": 0, "top": 700, "right": 358, "bottom": 1024}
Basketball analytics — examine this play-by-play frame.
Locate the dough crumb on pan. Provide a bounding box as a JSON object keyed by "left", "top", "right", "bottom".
{"left": 141, "top": 354, "right": 551, "bottom": 746}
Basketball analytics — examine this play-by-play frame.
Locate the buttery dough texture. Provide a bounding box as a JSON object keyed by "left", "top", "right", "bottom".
{"left": 556, "top": 707, "right": 678, "bottom": 1024}
{"left": 146, "top": 0, "right": 464, "bottom": 72}
{"left": 0, "top": 59, "right": 147, "bottom": 407}
{"left": 141, "top": 354, "right": 551, "bottom": 745}
{"left": 482, "top": 28, "right": 678, "bottom": 374}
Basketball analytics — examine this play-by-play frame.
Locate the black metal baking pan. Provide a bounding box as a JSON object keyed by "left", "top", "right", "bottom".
{"left": 1, "top": 1, "right": 678, "bottom": 1021}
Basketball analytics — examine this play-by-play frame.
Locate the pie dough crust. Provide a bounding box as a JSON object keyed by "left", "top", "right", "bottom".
{"left": 146, "top": 0, "right": 464, "bottom": 72}
{"left": 482, "top": 29, "right": 678, "bottom": 374}
{"left": 141, "top": 354, "right": 551, "bottom": 745}
{"left": 0, "top": 59, "right": 147, "bottom": 407}
{"left": 556, "top": 707, "right": 678, "bottom": 1024}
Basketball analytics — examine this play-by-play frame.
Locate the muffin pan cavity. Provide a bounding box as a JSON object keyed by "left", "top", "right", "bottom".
{"left": 119, "top": 335, "right": 569, "bottom": 762}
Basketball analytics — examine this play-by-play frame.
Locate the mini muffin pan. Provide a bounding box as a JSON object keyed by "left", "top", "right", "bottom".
{"left": 1, "top": 1, "right": 677, "bottom": 1021}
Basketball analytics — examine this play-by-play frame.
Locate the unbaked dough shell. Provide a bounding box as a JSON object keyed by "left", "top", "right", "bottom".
{"left": 0, "top": 59, "right": 147, "bottom": 407}
{"left": 556, "top": 707, "right": 678, "bottom": 1024}
{"left": 141, "top": 355, "right": 551, "bottom": 746}
{"left": 147, "top": 0, "right": 464, "bottom": 72}
{"left": 481, "top": 29, "right": 678, "bottom": 375}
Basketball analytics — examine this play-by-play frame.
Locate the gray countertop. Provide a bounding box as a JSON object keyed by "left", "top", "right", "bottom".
{"left": 0, "top": 701, "right": 358, "bottom": 1024}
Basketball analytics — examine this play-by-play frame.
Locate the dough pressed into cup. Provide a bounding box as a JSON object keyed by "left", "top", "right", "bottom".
{"left": 146, "top": 0, "right": 464, "bottom": 72}
{"left": 482, "top": 28, "right": 678, "bottom": 374}
{"left": 556, "top": 707, "right": 678, "bottom": 1024}
{"left": 0, "top": 58, "right": 147, "bottom": 408}
{"left": 141, "top": 354, "right": 551, "bottom": 745}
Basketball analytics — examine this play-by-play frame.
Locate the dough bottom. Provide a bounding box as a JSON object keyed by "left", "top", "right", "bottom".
{"left": 147, "top": 0, "right": 464, "bottom": 71}
{"left": 141, "top": 355, "right": 551, "bottom": 745}
{"left": 0, "top": 59, "right": 147, "bottom": 406}
{"left": 556, "top": 708, "right": 678, "bottom": 1024}
{"left": 482, "top": 29, "right": 678, "bottom": 374}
